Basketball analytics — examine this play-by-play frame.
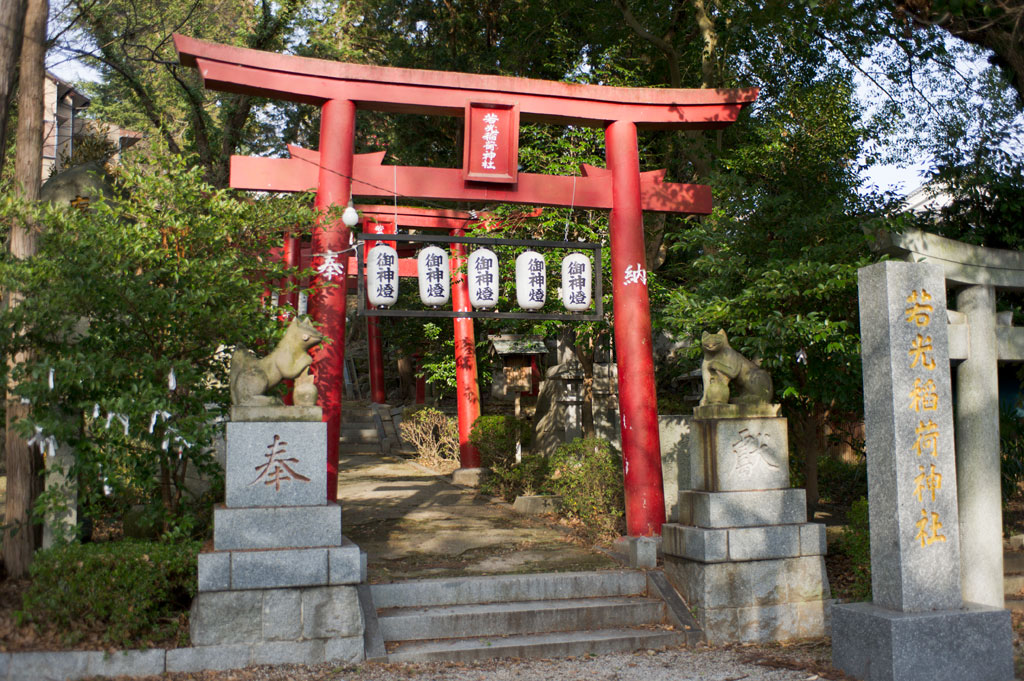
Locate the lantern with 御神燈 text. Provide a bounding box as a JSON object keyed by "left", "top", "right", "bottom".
{"left": 516, "top": 250, "right": 546, "bottom": 311}
{"left": 561, "top": 252, "right": 592, "bottom": 311}
{"left": 468, "top": 248, "right": 499, "bottom": 309}
{"left": 418, "top": 246, "right": 450, "bottom": 307}
{"left": 367, "top": 244, "right": 399, "bottom": 308}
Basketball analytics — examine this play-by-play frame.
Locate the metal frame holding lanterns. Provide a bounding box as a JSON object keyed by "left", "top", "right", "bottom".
{"left": 355, "top": 232, "right": 604, "bottom": 321}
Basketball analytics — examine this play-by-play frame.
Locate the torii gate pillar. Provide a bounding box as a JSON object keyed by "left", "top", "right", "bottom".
{"left": 312, "top": 98, "right": 356, "bottom": 502}
{"left": 607, "top": 120, "right": 665, "bottom": 537}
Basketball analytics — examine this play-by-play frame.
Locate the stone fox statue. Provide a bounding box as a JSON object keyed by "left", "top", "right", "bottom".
{"left": 230, "top": 317, "right": 323, "bottom": 406}
{"left": 699, "top": 329, "right": 773, "bottom": 405}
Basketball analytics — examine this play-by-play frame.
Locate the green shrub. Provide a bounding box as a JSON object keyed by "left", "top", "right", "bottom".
{"left": 834, "top": 497, "right": 872, "bottom": 601}
{"left": 818, "top": 455, "right": 867, "bottom": 506}
{"left": 20, "top": 539, "right": 201, "bottom": 647}
{"left": 471, "top": 415, "right": 544, "bottom": 501}
{"left": 548, "top": 438, "right": 624, "bottom": 540}
{"left": 1001, "top": 404, "right": 1024, "bottom": 506}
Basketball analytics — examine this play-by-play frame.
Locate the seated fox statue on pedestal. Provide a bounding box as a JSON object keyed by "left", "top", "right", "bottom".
{"left": 229, "top": 316, "right": 323, "bottom": 407}
{"left": 698, "top": 329, "right": 773, "bottom": 406}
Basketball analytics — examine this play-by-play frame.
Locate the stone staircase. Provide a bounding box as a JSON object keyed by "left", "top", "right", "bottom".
{"left": 363, "top": 570, "right": 699, "bottom": 662}
{"left": 340, "top": 403, "right": 380, "bottom": 455}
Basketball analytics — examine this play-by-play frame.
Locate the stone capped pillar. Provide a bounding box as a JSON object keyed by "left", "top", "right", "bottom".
{"left": 662, "top": 402, "right": 829, "bottom": 643}
{"left": 831, "top": 261, "right": 1012, "bottom": 681}
{"left": 191, "top": 408, "right": 366, "bottom": 663}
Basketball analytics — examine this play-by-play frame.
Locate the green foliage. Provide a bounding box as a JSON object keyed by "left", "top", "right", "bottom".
{"left": 548, "top": 438, "right": 624, "bottom": 540}
{"left": 818, "top": 456, "right": 868, "bottom": 506}
{"left": 0, "top": 147, "right": 316, "bottom": 534}
{"left": 835, "top": 497, "right": 872, "bottom": 602}
{"left": 20, "top": 539, "right": 200, "bottom": 646}
{"left": 1000, "top": 404, "right": 1024, "bottom": 506}
{"left": 471, "top": 415, "right": 543, "bottom": 501}
{"left": 470, "top": 415, "right": 532, "bottom": 469}
{"left": 398, "top": 407, "right": 459, "bottom": 467}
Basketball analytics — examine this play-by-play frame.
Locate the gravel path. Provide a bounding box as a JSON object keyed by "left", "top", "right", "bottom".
{"left": 132, "top": 644, "right": 842, "bottom": 681}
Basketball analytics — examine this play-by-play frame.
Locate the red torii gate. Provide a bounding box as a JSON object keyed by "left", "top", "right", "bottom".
{"left": 175, "top": 34, "right": 757, "bottom": 537}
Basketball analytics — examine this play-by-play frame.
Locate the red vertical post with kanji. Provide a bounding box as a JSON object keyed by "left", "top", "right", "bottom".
{"left": 606, "top": 120, "right": 665, "bottom": 537}
{"left": 311, "top": 98, "right": 355, "bottom": 502}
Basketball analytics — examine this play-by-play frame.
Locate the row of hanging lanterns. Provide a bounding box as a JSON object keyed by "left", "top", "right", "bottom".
{"left": 365, "top": 245, "right": 592, "bottom": 312}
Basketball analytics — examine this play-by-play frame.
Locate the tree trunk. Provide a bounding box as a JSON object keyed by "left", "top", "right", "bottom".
{"left": 0, "top": 0, "right": 27, "bottom": 169}
{"left": 791, "top": 404, "right": 827, "bottom": 517}
{"left": 4, "top": 0, "right": 48, "bottom": 579}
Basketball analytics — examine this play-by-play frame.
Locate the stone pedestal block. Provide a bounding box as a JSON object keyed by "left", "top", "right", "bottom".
{"left": 690, "top": 416, "right": 788, "bottom": 492}
{"left": 191, "top": 585, "right": 363, "bottom": 647}
{"left": 664, "top": 554, "right": 830, "bottom": 644}
{"left": 678, "top": 489, "right": 807, "bottom": 528}
{"left": 831, "top": 601, "right": 1013, "bottom": 681}
{"left": 198, "top": 538, "right": 366, "bottom": 592}
{"left": 225, "top": 421, "right": 328, "bottom": 508}
{"left": 663, "top": 522, "right": 825, "bottom": 563}
{"left": 213, "top": 503, "right": 343, "bottom": 551}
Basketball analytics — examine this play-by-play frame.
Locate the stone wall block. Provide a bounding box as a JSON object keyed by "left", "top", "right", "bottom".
{"left": 86, "top": 649, "right": 165, "bottom": 677}
{"left": 301, "top": 586, "right": 364, "bottom": 640}
{"left": 328, "top": 539, "right": 365, "bottom": 585}
{"left": 190, "top": 591, "right": 262, "bottom": 646}
{"left": 213, "top": 504, "right": 342, "bottom": 551}
{"left": 325, "top": 636, "right": 365, "bottom": 663}
{"left": 225, "top": 421, "right": 327, "bottom": 508}
{"left": 681, "top": 489, "right": 807, "bottom": 528}
{"left": 262, "top": 589, "right": 302, "bottom": 641}
{"left": 799, "top": 523, "right": 827, "bottom": 557}
{"left": 8, "top": 651, "right": 88, "bottom": 681}
{"left": 726, "top": 525, "right": 800, "bottom": 561}
{"left": 231, "top": 548, "right": 329, "bottom": 589}
{"left": 251, "top": 640, "right": 325, "bottom": 666}
{"left": 198, "top": 552, "right": 231, "bottom": 592}
{"left": 690, "top": 417, "right": 789, "bottom": 492}
{"left": 165, "top": 645, "right": 252, "bottom": 673}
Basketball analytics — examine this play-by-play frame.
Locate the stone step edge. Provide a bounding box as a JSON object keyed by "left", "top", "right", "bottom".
{"left": 378, "top": 595, "right": 663, "bottom": 619}
{"left": 370, "top": 569, "right": 648, "bottom": 609}
{"left": 378, "top": 597, "right": 666, "bottom": 642}
{"left": 385, "top": 627, "right": 688, "bottom": 663}
{"left": 0, "top": 636, "right": 363, "bottom": 681}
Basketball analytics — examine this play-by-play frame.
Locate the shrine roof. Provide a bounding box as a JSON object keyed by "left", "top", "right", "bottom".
{"left": 174, "top": 34, "right": 757, "bottom": 129}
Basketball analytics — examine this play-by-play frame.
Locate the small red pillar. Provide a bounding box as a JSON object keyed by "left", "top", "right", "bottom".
{"left": 367, "top": 310, "right": 386, "bottom": 404}
{"left": 311, "top": 98, "right": 356, "bottom": 502}
{"left": 451, "top": 230, "right": 482, "bottom": 468}
{"left": 606, "top": 119, "right": 665, "bottom": 537}
{"left": 414, "top": 354, "right": 426, "bottom": 404}
{"left": 365, "top": 223, "right": 393, "bottom": 405}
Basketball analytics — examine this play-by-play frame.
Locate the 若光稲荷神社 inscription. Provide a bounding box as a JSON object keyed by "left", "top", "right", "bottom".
{"left": 857, "top": 261, "right": 961, "bottom": 613}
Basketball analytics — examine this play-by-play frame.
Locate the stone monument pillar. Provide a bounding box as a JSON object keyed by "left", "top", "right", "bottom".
{"left": 661, "top": 404, "right": 830, "bottom": 642}
{"left": 190, "top": 409, "right": 366, "bottom": 663}
{"left": 831, "top": 261, "right": 1012, "bottom": 681}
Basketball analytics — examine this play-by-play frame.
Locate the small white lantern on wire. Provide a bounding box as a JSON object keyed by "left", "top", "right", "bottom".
{"left": 367, "top": 244, "right": 399, "bottom": 308}
{"left": 560, "top": 252, "right": 592, "bottom": 311}
{"left": 417, "top": 246, "right": 450, "bottom": 307}
{"left": 468, "top": 248, "right": 499, "bottom": 309}
{"left": 342, "top": 199, "right": 360, "bottom": 228}
{"left": 516, "top": 250, "right": 546, "bottom": 311}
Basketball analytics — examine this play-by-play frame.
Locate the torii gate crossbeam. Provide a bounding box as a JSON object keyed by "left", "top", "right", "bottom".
{"left": 176, "top": 34, "right": 756, "bottom": 537}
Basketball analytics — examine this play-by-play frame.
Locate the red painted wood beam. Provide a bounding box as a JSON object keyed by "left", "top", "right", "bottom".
{"left": 230, "top": 148, "right": 712, "bottom": 214}
{"left": 175, "top": 34, "right": 756, "bottom": 129}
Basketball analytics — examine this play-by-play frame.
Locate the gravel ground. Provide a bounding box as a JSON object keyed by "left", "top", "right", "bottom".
{"left": 114, "top": 643, "right": 846, "bottom": 681}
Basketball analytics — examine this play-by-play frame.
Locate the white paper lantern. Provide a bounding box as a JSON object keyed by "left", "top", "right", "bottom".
{"left": 366, "top": 244, "right": 399, "bottom": 308}
{"left": 417, "top": 246, "right": 450, "bottom": 306}
{"left": 468, "top": 248, "right": 499, "bottom": 309}
{"left": 516, "top": 250, "right": 546, "bottom": 310}
{"left": 561, "top": 252, "right": 592, "bottom": 311}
